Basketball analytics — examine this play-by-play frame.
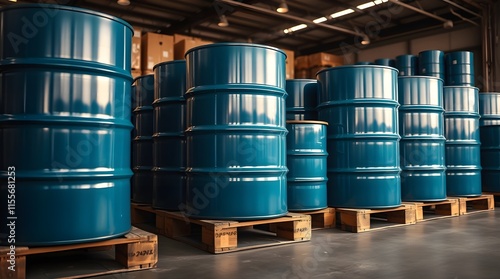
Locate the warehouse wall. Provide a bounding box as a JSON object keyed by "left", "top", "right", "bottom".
{"left": 357, "top": 26, "right": 481, "bottom": 62}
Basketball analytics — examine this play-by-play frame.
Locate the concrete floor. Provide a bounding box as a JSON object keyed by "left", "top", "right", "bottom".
{"left": 87, "top": 210, "right": 500, "bottom": 279}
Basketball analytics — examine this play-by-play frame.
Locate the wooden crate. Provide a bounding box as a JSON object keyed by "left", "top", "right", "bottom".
{"left": 0, "top": 227, "right": 157, "bottom": 279}
{"left": 482, "top": 192, "right": 500, "bottom": 207}
{"left": 336, "top": 204, "right": 417, "bottom": 233}
{"left": 404, "top": 199, "right": 460, "bottom": 222}
{"left": 454, "top": 195, "right": 495, "bottom": 215}
{"left": 132, "top": 204, "right": 311, "bottom": 254}
{"left": 291, "top": 208, "right": 335, "bottom": 229}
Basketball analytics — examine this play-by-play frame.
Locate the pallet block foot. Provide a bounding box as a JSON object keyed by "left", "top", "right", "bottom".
{"left": 336, "top": 205, "right": 416, "bottom": 233}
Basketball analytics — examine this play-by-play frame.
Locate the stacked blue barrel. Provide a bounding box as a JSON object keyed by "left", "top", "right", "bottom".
{"left": 286, "top": 79, "right": 318, "bottom": 120}
{"left": 445, "top": 51, "right": 474, "bottom": 86}
{"left": 419, "top": 50, "right": 445, "bottom": 80}
{"left": 396, "top": 55, "right": 418, "bottom": 76}
{"left": 479, "top": 93, "right": 500, "bottom": 193}
{"left": 374, "top": 58, "right": 396, "bottom": 67}
{"left": 132, "top": 75, "right": 154, "bottom": 204}
{"left": 317, "top": 65, "right": 401, "bottom": 208}
{"left": 398, "top": 76, "right": 446, "bottom": 201}
{"left": 0, "top": 4, "right": 133, "bottom": 245}
{"left": 444, "top": 86, "right": 481, "bottom": 196}
{"left": 152, "top": 61, "right": 187, "bottom": 210}
{"left": 184, "top": 43, "right": 288, "bottom": 219}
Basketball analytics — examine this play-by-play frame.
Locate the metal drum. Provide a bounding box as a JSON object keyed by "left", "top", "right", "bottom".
{"left": 444, "top": 86, "right": 481, "bottom": 196}
{"left": 396, "top": 55, "right": 418, "bottom": 76}
{"left": 445, "top": 51, "right": 474, "bottom": 86}
{"left": 399, "top": 76, "right": 446, "bottom": 201}
{"left": 355, "top": 61, "right": 373, "bottom": 65}
{"left": 0, "top": 4, "right": 132, "bottom": 245}
{"left": 317, "top": 65, "right": 401, "bottom": 208}
{"left": 132, "top": 75, "right": 154, "bottom": 204}
{"left": 285, "top": 79, "right": 318, "bottom": 120}
{"left": 286, "top": 121, "right": 328, "bottom": 211}
{"left": 152, "top": 60, "right": 186, "bottom": 210}
{"left": 479, "top": 92, "right": 500, "bottom": 193}
{"left": 374, "top": 58, "right": 396, "bottom": 67}
{"left": 419, "top": 50, "right": 445, "bottom": 80}
{"left": 185, "top": 43, "right": 288, "bottom": 219}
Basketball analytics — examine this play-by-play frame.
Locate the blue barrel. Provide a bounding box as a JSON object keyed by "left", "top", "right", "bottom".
{"left": 185, "top": 43, "right": 288, "bottom": 219}
{"left": 285, "top": 79, "right": 318, "bottom": 120}
{"left": 479, "top": 92, "right": 500, "bottom": 192}
{"left": 286, "top": 120, "right": 328, "bottom": 211}
{"left": 398, "top": 76, "right": 446, "bottom": 201}
{"left": 396, "top": 55, "right": 418, "bottom": 76}
{"left": 0, "top": 4, "right": 132, "bottom": 245}
{"left": 374, "top": 58, "right": 396, "bottom": 67}
{"left": 445, "top": 51, "right": 474, "bottom": 86}
{"left": 152, "top": 60, "right": 186, "bottom": 210}
{"left": 355, "top": 61, "right": 373, "bottom": 65}
{"left": 419, "top": 50, "right": 445, "bottom": 80}
{"left": 444, "top": 86, "right": 481, "bottom": 196}
{"left": 317, "top": 65, "right": 401, "bottom": 208}
{"left": 132, "top": 75, "right": 154, "bottom": 204}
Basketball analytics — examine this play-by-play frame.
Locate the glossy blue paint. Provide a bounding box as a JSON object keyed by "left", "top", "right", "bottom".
{"left": 418, "top": 50, "right": 445, "bottom": 80}
{"left": 398, "top": 76, "right": 446, "bottom": 201}
{"left": 185, "top": 43, "right": 288, "bottom": 219}
{"left": 374, "top": 58, "right": 396, "bottom": 67}
{"left": 444, "top": 86, "right": 482, "bottom": 196}
{"left": 317, "top": 65, "right": 401, "bottom": 208}
{"left": 285, "top": 79, "right": 318, "bottom": 120}
{"left": 0, "top": 4, "right": 133, "bottom": 245}
{"left": 152, "top": 60, "right": 186, "bottom": 210}
{"left": 396, "top": 55, "right": 418, "bottom": 76}
{"left": 445, "top": 51, "right": 474, "bottom": 86}
{"left": 479, "top": 92, "right": 500, "bottom": 192}
{"left": 286, "top": 121, "right": 328, "bottom": 211}
{"left": 355, "top": 61, "right": 373, "bottom": 65}
{"left": 131, "top": 75, "right": 154, "bottom": 204}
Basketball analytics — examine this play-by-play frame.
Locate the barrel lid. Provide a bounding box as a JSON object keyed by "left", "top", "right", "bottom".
{"left": 133, "top": 74, "right": 154, "bottom": 84}
{"left": 0, "top": 4, "right": 133, "bottom": 33}
{"left": 286, "top": 120, "right": 328, "bottom": 125}
{"left": 185, "top": 42, "right": 286, "bottom": 58}
{"left": 153, "top": 60, "right": 186, "bottom": 71}
{"left": 316, "top": 64, "right": 399, "bottom": 76}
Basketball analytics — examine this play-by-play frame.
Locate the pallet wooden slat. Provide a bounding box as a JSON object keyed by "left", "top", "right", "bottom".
{"left": 132, "top": 203, "right": 312, "bottom": 254}
{"left": 453, "top": 195, "right": 495, "bottom": 215}
{"left": 0, "top": 227, "right": 158, "bottom": 279}
{"left": 482, "top": 192, "right": 500, "bottom": 207}
{"left": 335, "top": 204, "right": 417, "bottom": 233}
{"left": 291, "top": 208, "right": 336, "bottom": 229}
{"left": 403, "top": 199, "right": 460, "bottom": 222}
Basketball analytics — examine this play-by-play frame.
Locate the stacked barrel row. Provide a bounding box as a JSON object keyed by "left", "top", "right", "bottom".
{"left": 479, "top": 93, "right": 500, "bottom": 193}
{"left": 0, "top": 4, "right": 133, "bottom": 245}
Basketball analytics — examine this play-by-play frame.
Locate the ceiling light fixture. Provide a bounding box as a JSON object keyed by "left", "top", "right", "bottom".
{"left": 331, "top": 9, "right": 355, "bottom": 19}
{"left": 8, "top": 0, "right": 17, "bottom": 2}
{"left": 277, "top": 0, "right": 289, "bottom": 14}
{"left": 361, "top": 35, "right": 370, "bottom": 45}
{"left": 117, "top": 0, "right": 130, "bottom": 6}
{"left": 218, "top": 15, "right": 229, "bottom": 27}
{"left": 313, "top": 17, "right": 328, "bottom": 23}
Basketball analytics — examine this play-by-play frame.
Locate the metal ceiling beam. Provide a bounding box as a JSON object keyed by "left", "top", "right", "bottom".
{"left": 442, "top": 0, "right": 482, "bottom": 18}
{"left": 217, "top": 0, "right": 365, "bottom": 37}
{"left": 387, "top": 0, "right": 454, "bottom": 27}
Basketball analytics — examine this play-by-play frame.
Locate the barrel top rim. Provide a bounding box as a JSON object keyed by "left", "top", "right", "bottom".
{"left": 286, "top": 79, "right": 318, "bottom": 82}
{"left": 419, "top": 50, "right": 444, "bottom": 54}
{"left": 443, "top": 85, "right": 479, "bottom": 90}
{"left": 185, "top": 42, "right": 286, "bottom": 57}
{"left": 0, "top": 3, "right": 133, "bottom": 32}
{"left": 133, "top": 74, "right": 154, "bottom": 83}
{"left": 316, "top": 64, "right": 398, "bottom": 75}
{"left": 398, "top": 75, "right": 444, "bottom": 81}
{"left": 286, "top": 120, "right": 328, "bottom": 125}
{"left": 396, "top": 54, "right": 417, "bottom": 58}
{"left": 153, "top": 60, "right": 186, "bottom": 70}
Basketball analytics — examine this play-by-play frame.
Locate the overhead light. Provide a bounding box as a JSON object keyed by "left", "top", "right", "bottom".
{"left": 8, "top": 0, "right": 17, "bottom": 2}
{"left": 361, "top": 35, "right": 370, "bottom": 45}
{"left": 443, "top": 20, "right": 454, "bottom": 29}
{"left": 357, "top": 2, "right": 375, "bottom": 10}
{"left": 277, "top": 0, "right": 288, "bottom": 13}
{"left": 313, "top": 17, "right": 328, "bottom": 23}
{"left": 117, "top": 0, "right": 130, "bottom": 5}
{"left": 284, "top": 23, "right": 307, "bottom": 34}
{"left": 331, "top": 9, "right": 354, "bottom": 19}
{"left": 218, "top": 15, "right": 229, "bottom": 27}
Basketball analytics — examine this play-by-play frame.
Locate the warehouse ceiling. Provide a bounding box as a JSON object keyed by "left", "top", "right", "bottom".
{"left": 1, "top": 0, "right": 486, "bottom": 55}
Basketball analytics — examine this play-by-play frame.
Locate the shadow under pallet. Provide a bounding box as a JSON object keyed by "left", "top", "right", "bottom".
{"left": 131, "top": 203, "right": 311, "bottom": 254}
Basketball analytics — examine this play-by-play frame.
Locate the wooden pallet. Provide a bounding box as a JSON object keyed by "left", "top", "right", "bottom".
{"left": 482, "top": 192, "right": 500, "bottom": 207}
{"left": 132, "top": 204, "right": 311, "bottom": 254}
{"left": 403, "top": 199, "right": 460, "bottom": 222}
{"left": 335, "top": 204, "right": 417, "bottom": 233}
{"left": 452, "top": 195, "right": 495, "bottom": 215}
{"left": 0, "top": 227, "right": 157, "bottom": 279}
{"left": 291, "top": 208, "right": 335, "bottom": 229}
